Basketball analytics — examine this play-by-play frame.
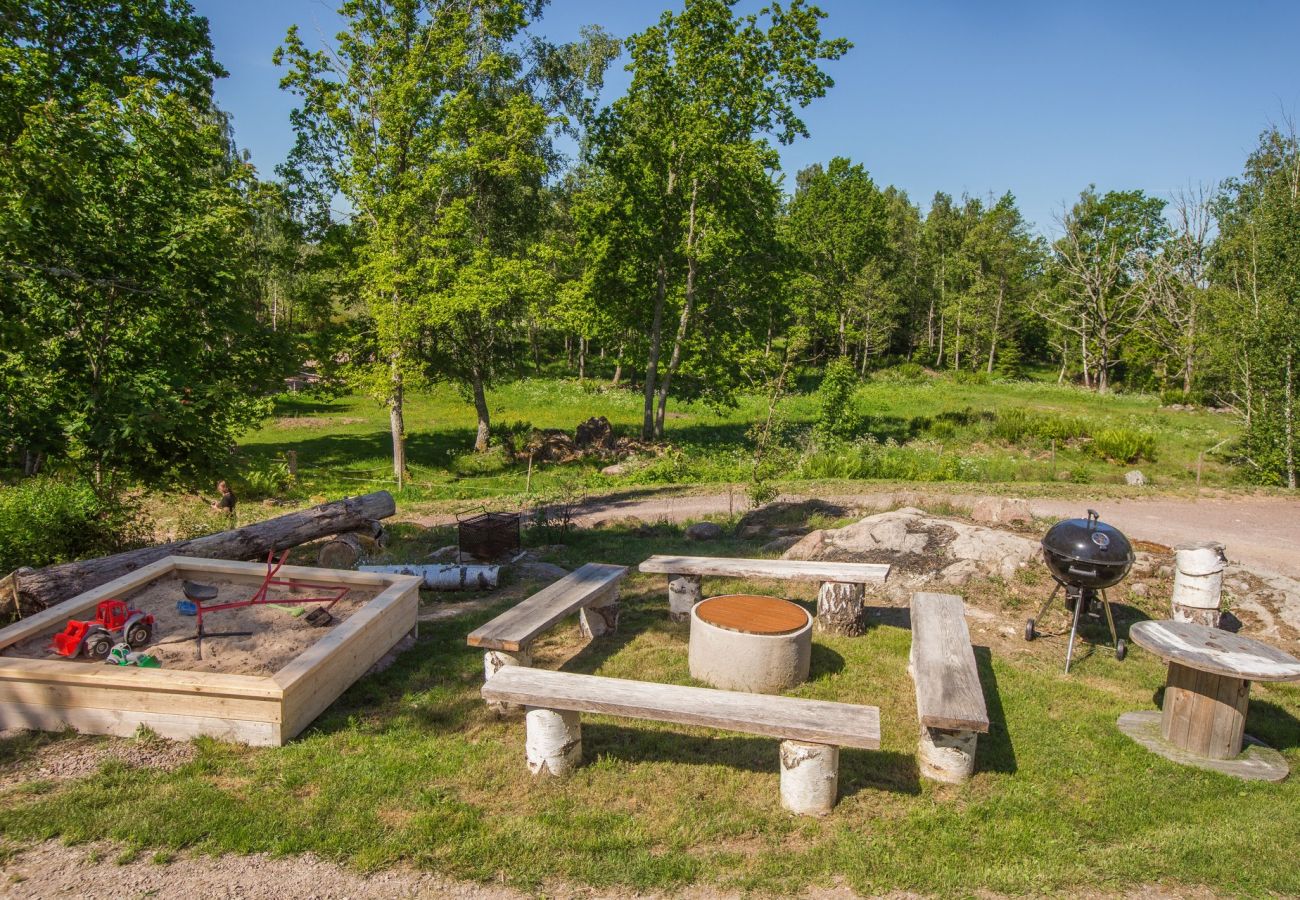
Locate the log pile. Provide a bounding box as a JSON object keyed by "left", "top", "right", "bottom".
{"left": 3, "top": 491, "right": 396, "bottom": 615}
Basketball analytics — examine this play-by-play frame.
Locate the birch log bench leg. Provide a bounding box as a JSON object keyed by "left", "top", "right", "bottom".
{"left": 908, "top": 592, "right": 990, "bottom": 784}
{"left": 481, "top": 666, "right": 880, "bottom": 815}
{"left": 467, "top": 563, "right": 628, "bottom": 711}
{"left": 638, "top": 556, "right": 889, "bottom": 632}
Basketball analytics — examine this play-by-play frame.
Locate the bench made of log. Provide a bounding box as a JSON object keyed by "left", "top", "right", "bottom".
{"left": 467, "top": 563, "right": 627, "bottom": 691}
{"left": 908, "top": 592, "right": 989, "bottom": 784}
{"left": 482, "top": 666, "right": 880, "bottom": 815}
{"left": 638, "top": 555, "right": 890, "bottom": 634}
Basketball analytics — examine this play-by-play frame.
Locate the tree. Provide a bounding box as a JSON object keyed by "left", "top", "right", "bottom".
{"left": 1145, "top": 183, "right": 1215, "bottom": 394}
{"left": 587, "top": 0, "right": 849, "bottom": 440}
{"left": 785, "top": 157, "right": 888, "bottom": 358}
{"left": 278, "top": 1, "right": 614, "bottom": 468}
{"left": 1036, "top": 187, "right": 1168, "bottom": 392}
{"left": 957, "top": 193, "right": 1041, "bottom": 374}
{"left": 1210, "top": 126, "right": 1300, "bottom": 488}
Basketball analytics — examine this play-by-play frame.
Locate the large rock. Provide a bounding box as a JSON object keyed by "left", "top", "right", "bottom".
{"left": 1125, "top": 470, "right": 1148, "bottom": 486}
{"left": 782, "top": 506, "right": 1039, "bottom": 594}
{"left": 685, "top": 522, "right": 724, "bottom": 541}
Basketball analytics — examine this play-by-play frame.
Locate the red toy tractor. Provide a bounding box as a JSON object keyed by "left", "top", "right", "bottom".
{"left": 51, "top": 600, "right": 155, "bottom": 659}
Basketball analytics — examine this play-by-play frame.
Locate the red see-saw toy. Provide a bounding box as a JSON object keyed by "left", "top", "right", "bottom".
{"left": 52, "top": 600, "right": 155, "bottom": 659}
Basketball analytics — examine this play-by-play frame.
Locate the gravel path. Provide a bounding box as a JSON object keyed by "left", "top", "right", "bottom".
{"left": 409, "top": 490, "right": 1300, "bottom": 580}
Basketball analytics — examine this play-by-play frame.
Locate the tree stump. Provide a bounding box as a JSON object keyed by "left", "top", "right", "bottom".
{"left": 483, "top": 648, "right": 532, "bottom": 714}
{"left": 668, "top": 574, "right": 702, "bottom": 621}
{"left": 316, "top": 532, "right": 366, "bottom": 569}
{"left": 917, "top": 725, "right": 978, "bottom": 784}
{"left": 816, "top": 581, "right": 867, "bottom": 635}
{"left": 579, "top": 589, "right": 620, "bottom": 639}
{"left": 525, "top": 707, "right": 582, "bottom": 776}
{"left": 1171, "top": 541, "right": 1227, "bottom": 629}
{"left": 779, "top": 740, "right": 839, "bottom": 815}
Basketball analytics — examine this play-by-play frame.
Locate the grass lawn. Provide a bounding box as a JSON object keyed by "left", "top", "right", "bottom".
{"left": 3, "top": 523, "right": 1298, "bottom": 895}
{"left": 233, "top": 372, "right": 1243, "bottom": 508}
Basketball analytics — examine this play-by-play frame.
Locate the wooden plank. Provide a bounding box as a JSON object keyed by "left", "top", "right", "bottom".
{"left": 466, "top": 563, "right": 628, "bottom": 652}
{"left": 0, "top": 557, "right": 176, "bottom": 650}
{"left": 172, "top": 556, "right": 421, "bottom": 590}
{"left": 481, "top": 667, "right": 880, "bottom": 750}
{"left": 909, "top": 592, "right": 989, "bottom": 733}
{"left": 638, "top": 555, "right": 889, "bottom": 584}
{"left": 0, "top": 678, "right": 280, "bottom": 723}
{"left": 275, "top": 580, "right": 419, "bottom": 740}
{"left": 0, "top": 657, "right": 281, "bottom": 698}
{"left": 696, "top": 595, "right": 809, "bottom": 635}
{"left": 0, "top": 700, "right": 279, "bottom": 746}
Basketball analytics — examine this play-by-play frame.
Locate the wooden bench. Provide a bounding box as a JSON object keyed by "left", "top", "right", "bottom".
{"left": 638, "top": 555, "right": 890, "bottom": 634}
{"left": 908, "top": 592, "right": 989, "bottom": 784}
{"left": 467, "top": 563, "right": 627, "bottom": 689}
{"left": 482, "top": 666, "right": 880, "bottom": 815}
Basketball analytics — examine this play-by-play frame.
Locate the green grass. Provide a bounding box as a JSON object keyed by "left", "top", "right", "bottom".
{"left": 232, "top": 372, "right": 1242, "bottom": 507}
{"left": 2, "top": 525, "right": 1298, "bottom": 895}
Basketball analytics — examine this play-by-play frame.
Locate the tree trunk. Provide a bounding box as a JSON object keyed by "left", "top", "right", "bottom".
{"left": 654, "top": 180, "right": 701, "bottom": 440}
{"left": 388, "top": 360, "right": 406, "bottom": 491}
{"left": 578, "top": 336, "right": 586, "bottom": 382}
{"left": 611, "top": 341, "right": 625, "bottom": 386}
{"left": 472, "top": 366, "right": 491, "bottom": 453}
{"left": 934, "top": 312, "right": 945, "bottom": 367}
{"left": 642, "top": 255, "right": 668, "bottom": 440}
{"left": 1286, "top": 350, "right": 1296, "bottom": 490}
{"left": 987, "top": 281, "right": 1004, "bottom": 374}
{"left": 5, "top": 492, "right": 397, "bottom": 614}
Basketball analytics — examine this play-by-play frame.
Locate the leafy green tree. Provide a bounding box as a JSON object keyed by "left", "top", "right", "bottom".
{"left": 957, "top": 193, "right": 1042, "bottom": 374}
{"left": 1210, "top": 127, "right": 1300, "bottom": 487}
{"left": 1036, "top": 187, "right": 1168, "bottom": 392}
{"left": 587, "top": 0, "right": 849, "bottom": 440}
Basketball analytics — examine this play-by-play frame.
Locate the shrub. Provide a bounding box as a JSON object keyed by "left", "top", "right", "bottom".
{"left": 814, "top": 357, "right": 862, "bottom": 440}
{"left": 871, "top": 362, "right": 927, "bottom": 384}
{"left": 0, "top": 479, "right": 147, "bottom": 573}
{"left": 991, "top": 408, "right": 1091, "bottom": 444}
{"left": 1090, "top": 428, "right": 1157, "bottom": 464}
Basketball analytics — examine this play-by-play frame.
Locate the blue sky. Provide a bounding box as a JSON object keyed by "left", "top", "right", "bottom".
{"left": 193, "top": 0, "right": 1300, "bottom": 235}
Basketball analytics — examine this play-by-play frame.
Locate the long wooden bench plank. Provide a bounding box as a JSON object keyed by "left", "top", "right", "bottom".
{"left": 910, "top": 592, "right": 989, "bottom": 733}
{"left": 638, "top": 555, "right": 889, "bottom": 584}
{"left": 481, "top": 666, "right": 880, "bottom": 750}
{"left": 467, "top": 563, "right": 627, "bottom": 652}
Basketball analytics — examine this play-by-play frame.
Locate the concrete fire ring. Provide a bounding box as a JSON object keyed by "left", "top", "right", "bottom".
{"left": 688, "top": 594, "right": 812, "bottom": 693}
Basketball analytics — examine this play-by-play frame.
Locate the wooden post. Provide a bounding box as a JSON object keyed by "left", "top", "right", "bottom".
{"left": 579, "top": 588, "right": 620, "bottom": 640}
{"left": 668, "top": 574, "right": 703, "bottom": 621}
{"left": 917, "top": 726, "right": 978, "bottom": 783}
{"left": 525, "top": 707, "right": 582, "bottom": 776}
{"left": 779, "top": 740, "right": 838, "bottom": 815}
{"left": 1161, "top": 661, "right": 1250, "bottom": 759}
{"left": 286, "top": 450, "right": 298, "bottom": 480}
{"left": 816, "top": 581, "right": 867, "bottom": 636}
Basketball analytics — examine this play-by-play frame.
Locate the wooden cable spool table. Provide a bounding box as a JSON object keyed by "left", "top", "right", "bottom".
{"left": 1120, "top": 619, "right": 1300, "bottom": 781}
{"left": 688, "top": 594, "right": 813, "bottom": 694}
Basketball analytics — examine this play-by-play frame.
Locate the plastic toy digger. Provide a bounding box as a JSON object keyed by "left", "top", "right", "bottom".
{"left": 52, "top": 600, "right": 155, "bottom": 659}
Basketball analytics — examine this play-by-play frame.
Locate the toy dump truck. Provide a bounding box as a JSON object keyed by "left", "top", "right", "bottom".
{"left": 51, "top": 600, "right": 155, "bottom": 659}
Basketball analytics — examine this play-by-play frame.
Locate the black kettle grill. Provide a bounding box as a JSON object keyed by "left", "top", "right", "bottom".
{"left": 1026, "top": 509, "right": 1134, "bottom": 673}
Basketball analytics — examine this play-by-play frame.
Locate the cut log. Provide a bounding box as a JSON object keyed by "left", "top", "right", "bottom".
{"left": 7, "top": 491, "right": 396, "bottom": 614}
{"left": 317, "top": 532, "right": 367, "bottom": 569}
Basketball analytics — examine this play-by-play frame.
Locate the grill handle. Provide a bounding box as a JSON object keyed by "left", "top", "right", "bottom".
{"left": 1067, "top": 564, "right": 1098, "bottom": 578}
{"left": 1086, "top": 509, "right": 1100, "bottom": 530}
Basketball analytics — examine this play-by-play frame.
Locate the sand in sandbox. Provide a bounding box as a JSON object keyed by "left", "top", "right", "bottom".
{"left": 3, "top": 574, "right": 381, "bottom": 676}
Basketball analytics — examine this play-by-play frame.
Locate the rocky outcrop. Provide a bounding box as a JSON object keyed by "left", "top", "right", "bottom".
{"left": 783, "top": 507, "right": 1039, "bottom": 595}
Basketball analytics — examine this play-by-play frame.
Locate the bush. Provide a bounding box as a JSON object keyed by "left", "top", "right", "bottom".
{"left": 814, "top": 357, "right": 862, "bottom": 440}
{"left": 1090, "top": 428, "right": 1157, "bottom": 464}
{"left": 991, "top": 408, "right": 1091, "bottom": 444}
{"left": 0, "top": 479, "right": 147, "bottom": 573}
{"left": 871, "top": 362, "right": 928, "bottom": 384}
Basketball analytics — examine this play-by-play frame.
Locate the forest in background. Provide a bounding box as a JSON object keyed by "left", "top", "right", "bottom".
{"left": 2, "top": 0, "right": 1299, "bottom": 519}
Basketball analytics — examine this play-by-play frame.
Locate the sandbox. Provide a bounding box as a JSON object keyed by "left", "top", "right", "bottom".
{"left": 0, "top": 556, "right": 421, "bottom": 746}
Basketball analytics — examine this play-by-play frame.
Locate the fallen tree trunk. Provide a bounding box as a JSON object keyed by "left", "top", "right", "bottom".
{"left": 4, "top": 491, "right": 396, "bottom": 615}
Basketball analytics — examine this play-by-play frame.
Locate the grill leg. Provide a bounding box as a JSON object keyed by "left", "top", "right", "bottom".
{"left": 1033, "top": 583, "right": 1062, "bottom": 626}
{"left": 1064, "top": 589, "right": 1085, "bottom": 674}
{"left": 1100, "top": 588, "right": 1120, "bottom": 647}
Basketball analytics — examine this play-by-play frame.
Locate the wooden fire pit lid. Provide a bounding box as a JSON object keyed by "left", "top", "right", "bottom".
{"left": 695, "top": 594, "right": 809, "bottom": 636}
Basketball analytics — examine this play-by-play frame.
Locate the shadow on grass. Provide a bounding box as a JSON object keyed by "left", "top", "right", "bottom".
{"left": 974, "top": 645, "right": 1017, "bottom": 775}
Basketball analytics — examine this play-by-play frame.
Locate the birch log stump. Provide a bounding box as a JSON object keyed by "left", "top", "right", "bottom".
{"left": 779, "top": 740, "right": 839, "bottom": 815}
{"left": 483, "top": 648, "right": 532, "bottom": 714}
{"left": 668, "top": 574, "right": 703, "bottom": 621}
{"left": 1171, "top": 541, "right": 1228, "bottom": 628}
{"left": 6, "top": 491, "right": 396, "bottom": 614}
{"left": 579, "top": 588, "right": 620, "bottom": 639}
{"left": 816, "top": 581, "right": 867, "bottom": 635}
{"left": 525, "top": 707, "right": 582, "bottom": 775}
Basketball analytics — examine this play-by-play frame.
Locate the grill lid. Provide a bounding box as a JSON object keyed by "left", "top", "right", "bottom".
{"left": 1041, "top": 509, "right": 1134, "bottom": 567}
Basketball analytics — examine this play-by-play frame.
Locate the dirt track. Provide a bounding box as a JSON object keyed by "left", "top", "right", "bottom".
{"left": 414, "top": 490, "right": 1300, "bottom": 579}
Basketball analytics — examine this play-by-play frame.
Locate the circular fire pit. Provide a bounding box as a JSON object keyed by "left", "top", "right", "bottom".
{"left": 688, "top": 594, "right": 812, "bottom": 694}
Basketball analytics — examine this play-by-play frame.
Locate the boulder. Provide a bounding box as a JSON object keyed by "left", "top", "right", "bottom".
{"left": 575, "top": 416, "right": 615, "bottom": 450}
{"left": 600, "top": 464, "right": 628, "bottom": 476}
{"left": 761, "top": 535, "right": 801, "bottom": 554}
{"left": 685, "top": 522, "right": 724, "bottom": 541}
{"left": 970, "top": 497, "right": 1033, "bottom": 527}
{"left": 1125, "top": 470, "right": 1147, "bottom": 486}
{"left": 736, "top": 524, "right": 767, "bottom": 540}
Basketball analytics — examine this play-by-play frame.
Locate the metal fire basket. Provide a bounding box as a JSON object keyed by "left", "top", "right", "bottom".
{"left": 456, "top": 508, "right": 521, "bottom": 561}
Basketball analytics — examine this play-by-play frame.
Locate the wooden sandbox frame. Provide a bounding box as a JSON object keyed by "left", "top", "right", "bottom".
{"left": 0, "top": 556, "right": 421, "bottom": 746}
